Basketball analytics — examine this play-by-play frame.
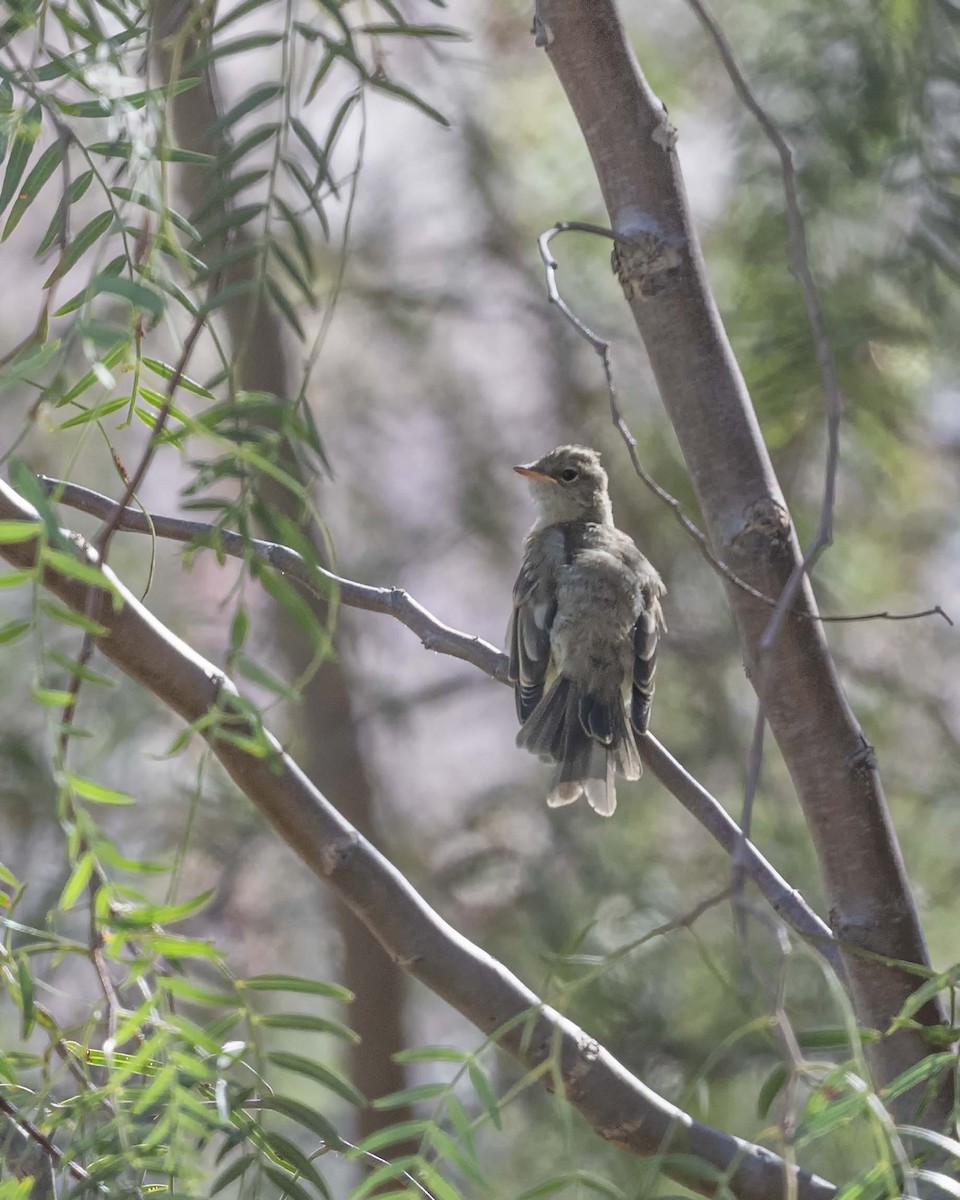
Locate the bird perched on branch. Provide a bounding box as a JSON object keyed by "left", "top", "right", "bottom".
{"left": 508, "top": 446, "right": 666, "bottom": 817}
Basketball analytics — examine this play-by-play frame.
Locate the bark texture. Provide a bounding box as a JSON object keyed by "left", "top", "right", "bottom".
{"left": 536, "top": 0, "right": 945, "bottom": 1115}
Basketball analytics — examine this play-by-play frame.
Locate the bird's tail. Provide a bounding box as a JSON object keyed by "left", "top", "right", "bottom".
{"left": 516, "top": 676, "right": 640, "bottom": 817}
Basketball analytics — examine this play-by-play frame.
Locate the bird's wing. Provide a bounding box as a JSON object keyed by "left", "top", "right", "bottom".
{"left": 508, "top": 531, "right": 561, "bottom": 723}
{"left": 631, "top": 574, "right": 666, "bottom": 734}
{"left": 608, "top": 534, "right": 667, "bottom": 736}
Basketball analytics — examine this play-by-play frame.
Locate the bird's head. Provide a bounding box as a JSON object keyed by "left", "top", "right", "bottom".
{"left": 514, "top": 445, "right": 612, "bottom": 525}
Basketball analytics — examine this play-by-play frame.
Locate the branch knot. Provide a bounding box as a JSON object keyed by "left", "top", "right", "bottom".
{"left": 611, "top": 233, "right": 682, "bottom": 299}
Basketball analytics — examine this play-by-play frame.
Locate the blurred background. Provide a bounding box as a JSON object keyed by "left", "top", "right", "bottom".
{"left": 1, "top": 0, "right": 959, "bottom": 1192}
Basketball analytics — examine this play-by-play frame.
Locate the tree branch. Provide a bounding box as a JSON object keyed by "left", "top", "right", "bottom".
{"left": 0, "top": 479, "right": 836, "bottom": 1200}
{"left": 35, "top": 474, "right": 840, "bottom": 972}
{"left": 534, "top": 0, "right": 948, "bottom": 1120}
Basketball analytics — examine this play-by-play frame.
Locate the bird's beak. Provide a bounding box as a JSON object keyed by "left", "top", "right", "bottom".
{"left": 514, "top": 464, "right": 556, "bottom": 483}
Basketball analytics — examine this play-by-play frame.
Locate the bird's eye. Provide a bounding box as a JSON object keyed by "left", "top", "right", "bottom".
{"left": 560, "top": 467, "right": 580, "bottom": 483}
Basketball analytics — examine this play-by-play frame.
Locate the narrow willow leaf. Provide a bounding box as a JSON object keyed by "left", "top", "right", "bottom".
{"left": 157, "top": 976, "right": 236, "bottom": 1007}
{"left": 205, "top": 84, "right": 283, "bottom": 141}
{"left": 256, "top": 1013, "right": 359, "bottom": 1043}
{"left": 351, "top": 1120, "right": 431, "bottom": 1156}
{"left": 357, "top": 22, "right": 467, "bottom": 39}
{"left": 213, "top": 0, "right": 280, "bottom": 34}
{"left": 0, "top": 570, "right": 35, "bottom": 589}
{"left": 416, "top": 1163, "right": 461, "bottom": 1200}
{"left": 53, "top": 255, "right": 125, "bottom": 316}
{"left": 221, "top": 122, "right": 281, "bottom": 168}
{"left": 17, "top": 953, "right": 35, "bottom": 1036}
{"left": 145, "top": 935, "right": 220, "bottom": 962}
{"left": 370, "top": 1082, "right": 447, "bottom": 1110}
{"left": 38, "top": 598, "right": 108, "bottom": 635}
{"left": 190, "top": 167, "right": 269, "bottom": 223}
{"left": 266, "top": 275, "right": 306, "bottom": 339}
{"left": 349, "top": 1156, "right": 425, "bottom": 1200}
{"left": 270, "top": 240, "right": 315, "bottom": 303}
{"left": 467, "top": 1061, "right": 501, "bottom": 1130}
{"left": 258, "top": 1094, "right": 343, "bottom": 1148}
{"left": 240, "top": 974, "right": 353, "bottom": 1000}
{"left": 274, "top": 196, "right": 317, "bottom": 271}
{"left": 0, "top": 103, "right": 42, "bottom": 215}
{"left": 57, "top": 78, "right": 199, "bottom": 118}
{"left": 261, "top": 1131, "right": 331, "bottom": 1197}
{"left": 65, "top": 772, "right": 135, "bottom": 806}
{"left": 142, "top": 357, "right": 214, "bottom": 399}
{"left": 0, "top": 520, "right": 42, "bottom": 543}
{"left": 282, "top": 156, "right": 330, "bottom": 236}
{"left": 268, "top": 1051, "right": 365, "bottom": 1106}
{"left": 881, "top": 1052, "right": 954, "bottom": 1102}
{"left": 54, "top": 339, "right": 129, "bottom": 406}
{"left": 41, "top": 546, "right": 119, "bottom": 594}
{"left": 44, "top": 210, "right": 113, "bottom": 287}
{"left": 393, "top": 1046, "right": 469, "bottom": 1064}
{"left": 36, "top": 169, "right": 94, "bottom": 255}
{"left": 31, "top": 687, "right": 78, "bottom": 707}
{"left": 290, "top": 117, "right": 333, "bottom": 186}
{"left": 323, "top": 90, "right": 360, "bottom": 162}
{"left": 0, "top": 619, "right": 31, "bottom": 646}
{"left": 59, "top": 851, "right": 96, "bottom": 910}
{"left": 31, "top": 28, "right": 141, "bottom": 80}
{"left": 91, "top": 274, "right": 165, "bottom": 320}
{"left": 198, "top": 279, "right": 257, "bottom": 316}
{"left": 306, "top": 48, "right": 338, "bottom": 105}
{"left": 58, "top": 396, "right": 130, "bottom": 429}
{"left": 89, "top": 142, "right": 215, "bottom": 165}
{"left": 369, "top": 77, "right": 450, "bottom": 127}
{"left": 197, "top": 201, "right": 265, "bottom": 243}
{"left": 3, "top": 139, "right": 65, "bottom": 240}
{"left": 111, "top": 186, "right": 200, "bottom": 241}
{"left": 756, "top": 1063, "right": 787, "bottom": 1118}
{"left": 260, "top": 1165, "right": 315, "bottom": 1200}
{"left": 191, "top": 31, "right": 284, "bottom": 66}
{"left": 211, "top": 1152, "right": 255, "bottom": 1195}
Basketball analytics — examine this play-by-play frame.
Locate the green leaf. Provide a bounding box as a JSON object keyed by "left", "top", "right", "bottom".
{"left": 240, "top": 974, "right": 353, "bottom": 1001}
{"left": 892, "top": 964, "right": 960, "bottom": 1028}
{"left": 16, "top": 953, "right": 34, "bottom": 1037}
{"left": 3, "top": 138, "right": 65, "bottom": 240}
{"left": 468, "top": 1061, "right": 501, "bottom": 1130}
{"left": 265, "top": 276, "right": 306, "bottom": 339}
{"left": 0, "top": 103, "right": 41, "bottom": 215}
{"left": 58, "top": 851, "right": 96, "bottom": 910}
{"left": 157, "top": 976, "right": 236, "bottom": 1007}
{"left": 368, "top": 76, "right": 450, "bottom": 127}
{"left": 0, "top": 570, "right": 34, "bottom": 589}
{"left": 140, "top": 935, "right": 220, "bottom": 962}
{"left": 65, "top": 772, "right": 135, "bottom": 805}
{"left": 881, "top": 1052, "right": 954, "bottom": 1102}
{"left": 31, "top": 687, "right": 77, "bottom": 707}
{"left": 393, "top": 1046, "right": 469, "bottom": 1064}
{"left": 38, "top": 598, "right": 108, "bottom": 635}
{"left": 206, "top": 84, "right": 283, "bottom": 140}
{"left": 57, "top": 78, "right": 199, "bottom": 118}
{"left": 0, "top": 619, "right": 28, "bottom": 648}
{"left": 142, "top": 357, "right": 214, "bottom": 399}
{"left": 91, "top": 273, "right": 165, "bottom": 320}
{"left": 255, "top": 1013, "right": 360, "bottom": 1043}
{"left": 261, "top": 1131, "right": 331, "bottom": 1197}
{"left": 357, "top": 22, "right": 467, "bottom": 40}
{"left": 257, "top": 1093, "right": 343, "bottom": 1148}
{"left": 211, "top": 1153, "right": 255, "bottom": 1195}
{"left": 348, "top": 1155, "right": 424, "bottom": 1200}
{"left": 44, "top": 210, "right": 114, "bottom": 286}
{"left": 58, "top": 396, "right": 130, "bottom": 429}
{"left": 756, "top": 1063, "right": 787, "bottom": 1118}
{"left": 268, "top": 1051, "right": 366, "bottom": 1106}
{"left": 371, "top": 1082, "right": 448, "bottom": 1110}
{"left": 0, "top": 520, "right": 41, "bottom": 543}
{"left": 351, "top": 1120, "right": 432, "bottom": 1156}
{"left": 41, "top": 546, "right": 119, "bottom": 595}
{"left": 89, "top": 142, "right": 215, "bottom": 165}
{"left": 36, "top": 169, "right": 94, "bottom": 255}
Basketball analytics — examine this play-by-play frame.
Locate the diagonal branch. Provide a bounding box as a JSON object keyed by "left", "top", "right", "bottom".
{"left": 35, "top": 474, "right": 840, "bottom": 972}
{"left": 0, "top": 478, "right": 836, "bottom": 1200}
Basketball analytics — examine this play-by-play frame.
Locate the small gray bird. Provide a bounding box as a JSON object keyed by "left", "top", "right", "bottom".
{"left": 507, "top": 446, "right": 666, "bottom": 816}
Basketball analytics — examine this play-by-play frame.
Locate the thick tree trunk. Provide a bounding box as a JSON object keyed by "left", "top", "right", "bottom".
{"left": 536, "top": 0, "right": 946, "bottom": 1119}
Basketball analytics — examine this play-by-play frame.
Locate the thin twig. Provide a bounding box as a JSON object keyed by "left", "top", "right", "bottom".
{"left": 0, "top": 1094, "right": 91, "bottom": 1183}
{"left": 534, "top": 228, "right": 951, "bottom": 629}
{"left": 36, "top": 475, "right": 841, "bottom": 971}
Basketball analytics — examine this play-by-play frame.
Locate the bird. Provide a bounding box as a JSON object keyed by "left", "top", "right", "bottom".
{"left": 507, "top": 445, "right": 666, "bottom": 817}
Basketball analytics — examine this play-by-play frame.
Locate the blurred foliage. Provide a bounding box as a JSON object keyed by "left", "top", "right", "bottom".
{"left": 1, "top": 0, "right": 960, "bottom": 1196}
